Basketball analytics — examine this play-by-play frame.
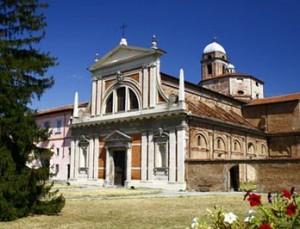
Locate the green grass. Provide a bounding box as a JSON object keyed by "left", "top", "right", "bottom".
{"left": 0, "top": 190, "right": 251, "bottom": 229}
{"left": 0, "top": 185, "right": 253, "bottom": 228}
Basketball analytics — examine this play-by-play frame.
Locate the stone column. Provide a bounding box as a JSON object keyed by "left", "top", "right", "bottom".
{"left": 105, "top": 147, "right": 110, "bottom": 185}
{"left": 141, "top": 132, "right": 148, "bottom": 181}
{"left": 96, "top": 80, "right": 102, "bottom": 116}
{"left": 126, "top": 147, "right": 132, "bottom": 184}
{"left": 91, "top": 79, "right": 97, "bottom": 116}
{"left": 88, "top": 137, "right": 94, "bottom": 179}
{"left": 148, "top": 132, "right": 154, "bottom": 180}
{"left": 177, "top": 123, "right": 186, "bottom": 183}
{"left": 169, "top": 129, "right": 176, "bottom": 182}
{"left": 142, "top": 67, "right": 149, "bottom": 109}
{"left": 70, "top": 138, "right": 75, "bottom": 179}
{"left": 93, "top": 137, "right": 99, "bottom": 179}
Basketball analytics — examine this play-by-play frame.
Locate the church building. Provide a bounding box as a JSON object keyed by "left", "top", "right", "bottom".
{"left": 46, "top": 36, "right": 300, "bottom": 192}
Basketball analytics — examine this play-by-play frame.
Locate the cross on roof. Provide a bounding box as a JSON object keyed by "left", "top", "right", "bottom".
{"left": 120, "top": 23, "right": 127, "bottom": 38}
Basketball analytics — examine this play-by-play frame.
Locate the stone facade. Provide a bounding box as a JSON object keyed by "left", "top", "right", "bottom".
{"left": 36, "top": 38, "right": 300, "bottom": 192}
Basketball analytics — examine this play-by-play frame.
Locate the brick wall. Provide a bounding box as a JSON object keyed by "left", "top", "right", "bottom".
{"left": 186, "top": 160, "right": 300, "bottom": 192}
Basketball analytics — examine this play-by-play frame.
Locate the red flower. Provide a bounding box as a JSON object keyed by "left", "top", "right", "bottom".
{"left": 282, "top": 189, "right": 292, "bottom": 199}
{"left": 286, "top": 203, "right": 297, "bottom": 216}
{"left": 247, "top": 193, "right": 262, "bottom": 207}
{"left": 259, "top": 224, "right": 272, "bottom": 229}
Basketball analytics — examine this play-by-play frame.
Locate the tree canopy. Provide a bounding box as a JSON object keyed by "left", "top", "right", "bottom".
{"left": 0, "top": 0, "right": 65, "bottom": 221}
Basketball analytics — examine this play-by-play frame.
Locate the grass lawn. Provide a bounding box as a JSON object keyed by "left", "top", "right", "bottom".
{"left": 0, "top": 187, "right": 251, "bottom": 229}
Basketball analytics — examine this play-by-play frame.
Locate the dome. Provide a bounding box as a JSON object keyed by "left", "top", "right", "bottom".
{"left": 203, "top": 41, "right": 226, "bottom": 54}
{"left": 227, "top": 63, "right": 235, "bottom": 69}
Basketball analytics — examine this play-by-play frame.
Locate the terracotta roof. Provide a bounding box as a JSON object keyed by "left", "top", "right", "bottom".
{"left": 246, "top": 93, "right": 300, "bottom": 106}
{"left": 161, "top": 72, "right": 245, "bottom": 106}
{"left": 186, "top": 99, "right": 257, "bottom": 130}
{"left": 36, "top": 102, "right": 88, "bottom": 116}
{"left": 199, "top": 73, "right": 264, "bottom": 84}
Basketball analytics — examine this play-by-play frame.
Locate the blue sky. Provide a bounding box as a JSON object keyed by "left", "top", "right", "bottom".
{"left": 33, "top": 0, "right": 300, "bottom": 109}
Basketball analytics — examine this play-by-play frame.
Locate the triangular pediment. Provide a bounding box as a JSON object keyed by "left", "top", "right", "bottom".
{"left": 90, "top": 45, "right": 164, "bottom": 71}
{"left": 104, "top": 130, "right": 131, "bottom": 142}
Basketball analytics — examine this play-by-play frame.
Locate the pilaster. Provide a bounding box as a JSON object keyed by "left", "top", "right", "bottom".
{"left": 96, "top": 80, "right": 102, "bottom": 116}
{"left": 105, "top": 147, "right": 110, "bottom": 185}
{"left": 169, "top": 129, "right": 176, "bottom": 182}
{"left": 70, "top": 139, "right": 75, "bottom": 179}
{"left": 149, "top": 64, "right": 157, "bottom": 108}
{"left": 74, "top": 139, "right": 80, "bottom": 178}
{"left": 93, "top": 137, "right": 99, "bottom": 179}
{"left": 126, "top": 147, "right": 132, "bottom": 183}
{"left": 148, "top": 132, "right": 154, "bottom": 180}
{"left": 142, "top": 67, "right": 148, "bottom": 109}
{"left": 141, "top": 132, "right": 148, "bottom": 181}
{"left": 91, "top": 79, "right": 97, "bottom": 116}
{"left": 88, "top": 137, "right": 94, "bottom": 178}
{"left": 177, "top": 122, "right": 186, "bottom": 183}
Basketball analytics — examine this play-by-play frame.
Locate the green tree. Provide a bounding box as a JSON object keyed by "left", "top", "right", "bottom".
{"left": 0, "top": 0, "right": 65, "bottom": 221}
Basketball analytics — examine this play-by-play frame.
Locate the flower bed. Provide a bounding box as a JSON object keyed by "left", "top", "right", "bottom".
{"left": 189, "top": 187, "right": 300, "bottom": 229}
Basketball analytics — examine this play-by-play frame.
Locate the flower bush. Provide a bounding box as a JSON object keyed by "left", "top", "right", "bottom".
{"left": 189, "top": 188, "right": 300, "bottom": 229}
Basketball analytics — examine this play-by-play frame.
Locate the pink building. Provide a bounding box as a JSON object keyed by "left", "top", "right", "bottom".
{"left": 35, "top": 104, "right": 74, "bottom": 180}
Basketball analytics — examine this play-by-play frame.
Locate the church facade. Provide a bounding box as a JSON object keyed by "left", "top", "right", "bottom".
{"left": 51, "top": 37, "right": 300, "bottom": 191}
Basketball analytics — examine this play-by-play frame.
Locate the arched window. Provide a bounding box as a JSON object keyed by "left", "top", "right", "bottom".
{"left": 129, "top": 89, "right": 138, "bottom": 110}
{"left": 248, "top": 143, "right": 255, "bottom": 154}
{"left": 207, "top": 64, "right": 212, "bottom": 75}
{"left": 197, "top": 134, "right": 207, "bottom": 149}
{"left": 105, "top": 86, "right": 139, "bottom": 114}
{"left": 216, "top": 138, "right": 225, "bottom": 151}
{"left": 233, "top": 140, "right": 241, "bottom": 152}
{"left": 261, "top": 145, "right": 267, "bottom": 155}
{"left": 106, "top": 93, "right": 113, "bottom": 113}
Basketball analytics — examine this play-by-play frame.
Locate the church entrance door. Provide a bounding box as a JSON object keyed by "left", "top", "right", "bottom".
{"left": 113, "top": 151, "right": 126, "bottom": 186}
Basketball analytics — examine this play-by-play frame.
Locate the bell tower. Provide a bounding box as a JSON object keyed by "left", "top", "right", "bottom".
{"left": 201, "top": 40, "right": 229, "bottom": 80}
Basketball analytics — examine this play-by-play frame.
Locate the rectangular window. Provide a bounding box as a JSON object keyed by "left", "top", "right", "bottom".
{"left": 44, "top": 121, "right": 50, "bottom": 129}
{"left": 56, "top": 119, "right": 62, "bottom": 134}
{"left": 55, "top": 164, "right": 59, "bottom": 175}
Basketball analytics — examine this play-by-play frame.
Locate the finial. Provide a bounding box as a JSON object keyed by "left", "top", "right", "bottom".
{"left": 94, "top": 53, "right": 99, "bottom": 62}
{"left": 179, "top": 68, "right": 185, "bottom": 109}
{"left": 151, "top": 35, "right": 158, "bottom": 49}
{"left": 119, "top": 38, "right": 127, "bottom": 46}
{"left": 73, "top": 91, "right": 79, "bottom": 118}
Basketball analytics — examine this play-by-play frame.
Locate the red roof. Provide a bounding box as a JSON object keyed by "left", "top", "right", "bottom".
{"left": 186, "top": 99, "right": 257, "bottom": 130}
{"left": 246, "top": 93, "right": 300, "bottom": 106}
{"left": 36, "top": 102, "right": 88, "bottom": 116}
